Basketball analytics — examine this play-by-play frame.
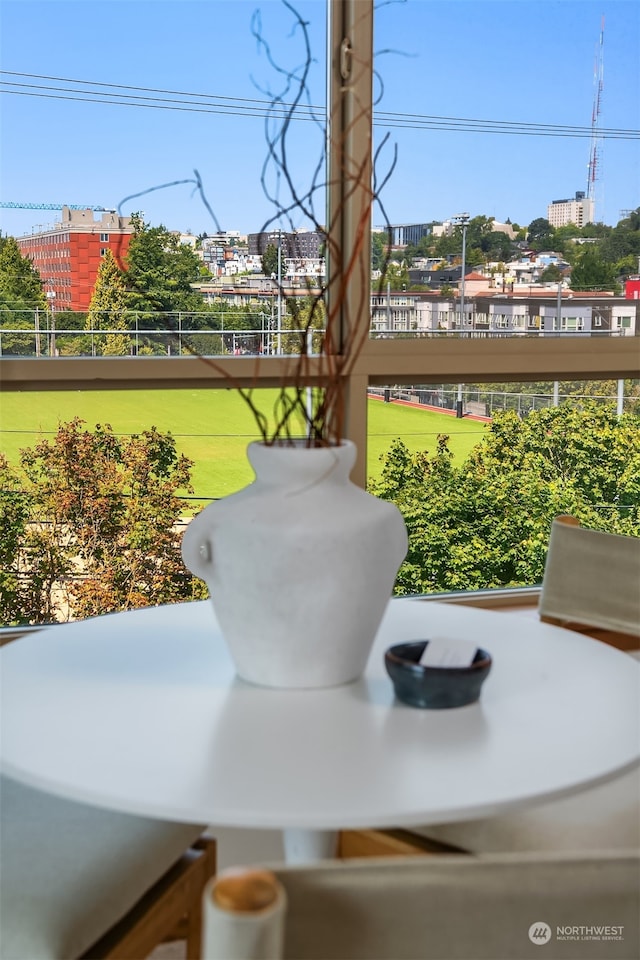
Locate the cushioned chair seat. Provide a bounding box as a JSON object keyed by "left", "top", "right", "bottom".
{"left": 0, "top": 776, "right": 206, "bottom": 960}
{"left": 409, "top": 764, "right": 640, "bottom": 853}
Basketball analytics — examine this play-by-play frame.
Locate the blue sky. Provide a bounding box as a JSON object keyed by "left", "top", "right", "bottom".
{"left": 1, "top": 0, "right": 638, "bottom": 239}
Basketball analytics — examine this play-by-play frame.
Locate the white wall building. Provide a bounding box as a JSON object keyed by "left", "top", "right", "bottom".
{"left": 547, "top": 191, "right": 595, "bottom": 228}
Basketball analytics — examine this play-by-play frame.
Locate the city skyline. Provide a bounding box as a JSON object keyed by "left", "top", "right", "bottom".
{"left": 1, "top": 0, "right": 638, "bottom": 240}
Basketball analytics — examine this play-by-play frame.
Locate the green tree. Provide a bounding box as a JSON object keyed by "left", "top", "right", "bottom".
{"left": 383, "top": 261, "right": 410, "bottom": 287}
{"left": 599, "top": 208, "right": 640, "bottom": 264}
{"left": 550, "top": 223, "right": 583, "bottom": 255}
{"left": 580, "top": 222, "right": 612, "bottom": 239}
{"left": 433, "top": 232, "right": 460, "bottom": 259}
{"left": 464, "top": 246, "right": 485, "bottom": 267}
{"left": 54, "top": 310, "right": 90, "bottom": 356}
{"left": 261, "top": 243, "right": 279, "bottom": 277}
{"left": 124, "top": 214, "right": 205, "bottom": 323}
{"left": 465, "top": 215, "right": 493, "bottom": 250}
{"left": 10, "top": 420, "right": 207, "bottom": 624}
{"left": 570, "top": 247, "right": 619, "bottom": 292}
{"left": 370, "top": 404, "right": 640, "bottom": 595}
{"left": 615, "top": 254, "right": 639, "bottom": 279}
{"left": 87, "top": 249, "right": 130, "bottom": 355}
{"left": 402, "top": 235, "right": 436, "bottom": 264}
{"left": 279, "top": 296, "right": 326, "bottom": 355}
{"left": 0, "top": 455, "right": 30, "bottom": 625}
{"left": 539, "top": 264, "right": 563, "bottom": 283}
{"left": 371, "top": 231, "right": 388, "bottom": 272}
{"left": 527, "top": 218, "right": 555, "bottom": 252}
{"left": 0, "top": 235, "right": 46, "bottom": 309}
{"left": 482, "top": 230, "right": 513, "bottom": 262}
{"left": 0, "top": 236, "right": 47, "bottom": 353}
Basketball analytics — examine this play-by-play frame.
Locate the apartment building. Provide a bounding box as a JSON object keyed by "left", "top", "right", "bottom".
{"left": 547, "top": 191, "right": 595, "bottom": 228}
{"left": 247, "top": 229, "right": 323, "bottom": 260}
{"left": 371, "top": 289, "right": 636, "bottom": 337}
{"left": 17, "top": 207, "right": 134, "bottom": 311}
{"left": 193, "top": 268, "right": 639, "bottom": 338}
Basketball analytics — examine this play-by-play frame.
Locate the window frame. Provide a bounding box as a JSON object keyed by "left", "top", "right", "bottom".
{"left": 1, "top": 0, "right": 638, "bottom": 489}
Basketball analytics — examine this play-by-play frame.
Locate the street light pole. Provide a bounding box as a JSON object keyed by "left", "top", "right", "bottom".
{"left": 451, "top": 213, "right": 470, "bottom": 332}
{"left": 451, "top": 213, "right": 469, "bottom": 417}
{"left": 276, "top": 230, "right": 282, "bottom": 355}
{"left": 46, "top": 288, "right": 56, "bottom": 356}
{"left": 460, "top": 221, "right": 468, "bottom": 332}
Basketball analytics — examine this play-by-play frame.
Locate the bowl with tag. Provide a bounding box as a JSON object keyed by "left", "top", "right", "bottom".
{"left": 384, "top": 636, "right": 492, "bottom": 709}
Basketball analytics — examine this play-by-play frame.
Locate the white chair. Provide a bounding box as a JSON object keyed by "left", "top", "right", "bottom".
{"left": 538, "top": 515, "right": 640, "bottom": 644}
{"left": 0, "top": 775, "right": 216, "bottom": 960}
{"left": 399, "top": 517, "right": 640, "bottom": 855}
{"left": 200, "top": 852, "right": 640, "bottom": 960}
{"left": 0, "top": 625, "right": 217, "bottom": 960}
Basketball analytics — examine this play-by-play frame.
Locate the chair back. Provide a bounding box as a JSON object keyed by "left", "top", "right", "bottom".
{"left": 202, "top": 851, "right": 639, "bottom": 959}
{"left": 539, "top": 517, "right": 640, "bottom": 639}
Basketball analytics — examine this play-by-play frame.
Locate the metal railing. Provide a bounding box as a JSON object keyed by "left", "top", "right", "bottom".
{"left": 1, "top": 325, "right": 634, "bottom": 358}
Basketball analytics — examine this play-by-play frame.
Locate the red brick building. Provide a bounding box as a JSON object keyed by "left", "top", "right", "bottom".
{"left": 17, "top": 207, "right": 134, "bottom": 311}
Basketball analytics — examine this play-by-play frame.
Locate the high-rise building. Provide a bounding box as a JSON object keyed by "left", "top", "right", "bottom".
{"left": 248, "top": 230, "right": 323, "bottom": 260}
{"left": 17, "top": 207, "right": 134, "bottom": 311}
{"left": 547, "top": 191, "right": 594, "bottom": 229}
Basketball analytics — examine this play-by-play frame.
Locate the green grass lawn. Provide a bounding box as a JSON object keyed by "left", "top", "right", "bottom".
{"left": 367, "top": 397, "right": 487, "bottom": 474}
{"left": 1, "top": 390, "right": 489, "bottom": 499}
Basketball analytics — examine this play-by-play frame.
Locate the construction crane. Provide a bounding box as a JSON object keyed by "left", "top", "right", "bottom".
{"left": 586, "top": 16, "right": 605, "bottom": 218}
{"left": 0, "top": 202, "right": 109, "bottom": 211}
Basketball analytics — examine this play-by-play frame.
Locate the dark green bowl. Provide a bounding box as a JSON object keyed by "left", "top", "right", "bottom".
{"left": 385, "top": 640, "right": 492, "bottom": 709}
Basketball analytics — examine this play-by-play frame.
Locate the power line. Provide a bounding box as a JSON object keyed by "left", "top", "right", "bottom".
{"left": 2, "top": 86, "right": 633, "bottom": 139}
{"left": 1, "top": 71, "right": 638, "bottom": 140}
{"left": 0, "top": 87, "right": 314, "bottom": 123}
{"left": 0, "top": 69, "right": 318, "bottom": 110}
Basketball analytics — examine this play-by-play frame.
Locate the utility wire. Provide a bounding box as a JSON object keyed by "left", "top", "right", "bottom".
{"left": 2, "top": 87, "right": 633, "bottom": 139}
{"left": 1, "top": 71, "right": 638, "bottom": 139}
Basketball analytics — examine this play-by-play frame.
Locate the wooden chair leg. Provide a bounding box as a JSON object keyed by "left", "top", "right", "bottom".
{"left": 83, "top": 838, "right": 217, "bottom": 959}
{"left": 185, "top": 898, "right": 203, "bottom": 960}
{"left": 186, "top": 838, "right": 217, "bottom": 960}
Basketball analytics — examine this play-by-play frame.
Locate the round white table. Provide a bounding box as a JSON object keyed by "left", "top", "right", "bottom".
{"left": 2, "top": 599, "right": 639, "bottom": 862}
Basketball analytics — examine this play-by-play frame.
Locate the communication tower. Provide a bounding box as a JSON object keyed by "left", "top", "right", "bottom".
{"left": 586, "top": 16, "right": 605, "bottom": 220}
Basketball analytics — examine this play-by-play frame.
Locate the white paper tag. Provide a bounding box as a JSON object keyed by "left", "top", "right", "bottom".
{"left": 419, "top": 635, "right": 477, "bottom": 668}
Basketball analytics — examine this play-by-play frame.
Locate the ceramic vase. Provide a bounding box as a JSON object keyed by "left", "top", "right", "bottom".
{"left": 181, "top": 440, "right": 408, "bottom": 689}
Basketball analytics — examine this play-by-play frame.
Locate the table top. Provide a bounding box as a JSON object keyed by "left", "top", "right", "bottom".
{"left": 1, "top": 599, "right": 638, "bottom": 830}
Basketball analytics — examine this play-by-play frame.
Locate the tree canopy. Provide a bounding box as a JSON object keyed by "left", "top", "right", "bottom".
{"left": 370, "top": 403, "right": 640, "bottom": 595}
{"left": 3, "top": 402, "right": 639, "bottom": 625}
{"left": 261, "top": 243, "right": 279, "bottom": 278}
{"left": 86, "top": 249, "right": 130, "bottom": 355}
{"left": 569, "top": 246, "right": 619, "bottom": 292}
{"left": 0, "top": 420, "right": 207, "bottom": 625}
{"left": 527, "top": 217, "right": 555, "bottom": 251}
{"left": 395, "top": 208, "right": 640, "bottom": 279}
{"left": 0, "top": 235, "right": 46, "bottom": 311}
{"left": 124, "top": 214, "right": 207, "bottom": 319}
{"left": 371, "top": 231, "right": 389, "bottom": 272}
{"left": 0, "top": 236, "right": 47, "bottom": 353}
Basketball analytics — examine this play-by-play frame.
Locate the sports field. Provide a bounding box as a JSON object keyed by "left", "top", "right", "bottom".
{"left": 0, "top": 390, "right": 488, "bottom": 499}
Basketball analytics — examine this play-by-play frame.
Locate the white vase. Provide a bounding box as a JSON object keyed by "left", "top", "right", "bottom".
{"left": 181, "top": 440, "right": 408, "bottom": 689}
